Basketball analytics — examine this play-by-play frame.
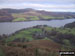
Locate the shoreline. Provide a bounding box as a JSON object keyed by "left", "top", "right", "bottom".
{"left": 0, "top": 18, "right": 74, "bottom": 23}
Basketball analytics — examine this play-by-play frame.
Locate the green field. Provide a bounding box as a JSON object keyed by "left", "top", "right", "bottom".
{"left": 13, "top": 18, "right": 27, "bottom": 22}
{"left": 4, "top": 26, "right": 75, "bottom": 49}
{"left": 41, "top": 16, "right": 64, "bottom": 19}
{"left": 0, "top": 47, "right": 5, "bottom": 56}
{"left": 11, "top": 13, "right": 66, "bottom": 22}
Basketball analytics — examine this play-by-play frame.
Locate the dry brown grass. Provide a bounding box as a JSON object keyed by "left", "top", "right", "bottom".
{"left": 1, "top": 40, "right": 74, "bottom": 56}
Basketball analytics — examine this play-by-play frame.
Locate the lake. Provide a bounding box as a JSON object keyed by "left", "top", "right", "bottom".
{"left": 0, "top": 19, "right": 75, "bottom": 35}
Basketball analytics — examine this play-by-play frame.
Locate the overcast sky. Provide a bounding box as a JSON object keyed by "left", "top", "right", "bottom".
{"left": 0, "top": 0, "right": 75, "bottom": 12}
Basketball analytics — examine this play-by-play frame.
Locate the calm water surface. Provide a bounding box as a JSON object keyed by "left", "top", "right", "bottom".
{"left": 0, "top": 19, "right": 75, "bottom": 35}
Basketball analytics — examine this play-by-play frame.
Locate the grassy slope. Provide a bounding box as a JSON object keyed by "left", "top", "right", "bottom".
{"left": 13, "top": 18, "right": 27, "bottom": 22}
{"left": 56, "top": 28, "right": 75, "bottom": 35}
{"left": 41, "top": 15, "right": 64, "bottom": 19}
{"left": 29, "top": 16, "right": 39, "bottom": 20}
{"left": 6, "top": 27, "right": 75, "bottom": 41}
{"left": 2, "top": 40, "right": 59, "bottom": 56}
{"left": 2, "top": 40, "right": 75, "bottom": 56}
{"left": 6, "top": 28, "right": 42, "bottom": 42}
{"left": 12, "top": 13, "right": 65, "bottom": 22}
{"left": 1, "top": 26, "right": 75, "bottom": 56}
{"left": 0, "top": 47, "right": 5, "bottom": 56}
{"left": 6, "top": 27, "right": 75, "bottom": 47}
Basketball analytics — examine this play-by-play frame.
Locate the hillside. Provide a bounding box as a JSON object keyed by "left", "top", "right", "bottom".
{"left": 0, "top": 25, "right": 74, "bottom": 47}
{"left": 3, "top": 25, "right": 74, "bottom": 47}
{"left": 64, "top": 21, "right": 75, "bottom": 28}
{"left": 0, "top": 25, "right": 75, "bottom": 56}
{"left": 0, "top": 8, "right": 75, "bottom": 22}
{"left": 0, "top": 10, "right": 13, "bottom": 22}
{"left": 0, "top": 40, "right": 75, "bottom": 56}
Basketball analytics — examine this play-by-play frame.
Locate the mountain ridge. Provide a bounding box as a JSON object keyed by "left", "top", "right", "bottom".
{"left": 0, "top": 8, "right": 75, "bottom": 22}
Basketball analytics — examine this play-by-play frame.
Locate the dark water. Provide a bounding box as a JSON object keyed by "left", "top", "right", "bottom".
{"left": 0, "top": 19, "right": 75, "bottom": 35}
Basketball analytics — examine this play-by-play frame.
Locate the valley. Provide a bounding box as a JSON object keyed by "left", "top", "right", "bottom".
{"left": 0, "top": 8, "right": 75, "bottom": 56}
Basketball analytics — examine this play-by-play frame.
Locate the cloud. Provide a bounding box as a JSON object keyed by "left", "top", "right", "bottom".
{"left": 0, "top": 0, "right": 75, "bottom": 4}
{"left": 0, "top": 0, "right": 75, "bottom": 12}
{"left": 23, "top": 3, "right": 75, "bottom": 9}
{"left": 1, "top": 3, "right": 75, "bottom": 9}
{"left": 0, "top": 3, "right": 75, "bottom": 12}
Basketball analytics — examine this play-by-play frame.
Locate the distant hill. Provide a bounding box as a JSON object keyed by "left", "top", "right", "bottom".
{"left": 0, "top": 10, "right": 13, "bottom": 22}
{"left": 0, "top": 8, "right": 75, "bottom": 22}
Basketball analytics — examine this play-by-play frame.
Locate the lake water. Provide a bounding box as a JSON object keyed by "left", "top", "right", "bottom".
{"left": 0, "top": 19, "right": 75, "bottom": 35}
